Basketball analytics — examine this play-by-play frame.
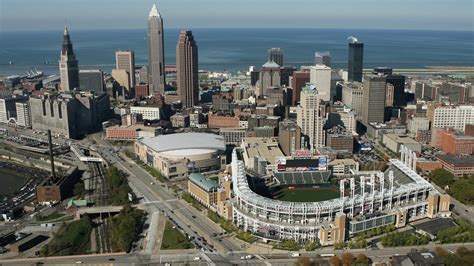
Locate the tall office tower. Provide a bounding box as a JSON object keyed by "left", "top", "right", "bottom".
{"left": 290, "top": 70, "right": 310, "bottom": 105}
{"left": 268, "top": 48, "right": 283, "bottom": 66}
{"left": 79, "top": 70, "right": 104, "bottom": 92}
{"left": 258, "top": 60, "right": 281, "bottom": 97}
{"left": 373, "top": 67, "right": 407, "bottom": 107}
{"left": 0, "top": 96, "right": 28, "bottom": 124}
{"left": 59, "top": 26, "right": 80, "bottom": 91}
{"left": 385, "top": 83, "right": 395, "bottom": 107}
{"left": 15, "top": 102, "right": 31, "bottom": 128}
{"left": 433, "top": 105, "right": 474, "bottom": 131}
{"left": 315, "top": 51, "right": 331, "bottom": 67}
{"left": 297, "top": 84, "right": 326, "bottom": 152}
{"left": 310, "top": 64, "right": 331, "bottom": 102}
{"left": 347, "top": 36, "right": 364, "bottom": 82}
{"left": 361, "top": 74, "right": 387, "bottom": 126}
{"left": 148, "top": 4, "right": 166, "bottom": 95}
{"left": 138, "top": 66, "right": 149, "bottom": 84}
{"left": 279, "top": 120, "right": 302, "bottom": 156}
{"left": 115, "top": 50, "right": 135, "bottom": 88}
{"left": 176, "top": 30, "right": 199, "bottom": 109}
{"left": 341, "top": 82, "right": 364, "bottom": 117}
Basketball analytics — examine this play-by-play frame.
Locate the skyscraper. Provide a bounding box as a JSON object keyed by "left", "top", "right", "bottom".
{"left": 373, "top": 67, "right": 407, "bottom": 107}
{"left": 361, "top": 74, "right": 387, "bottom": 126}
{"left": 297, "top": 84, "right": 326, "bottom": 152}
{"left": 79, "top": 70, "right": 104, "bottom": 92}
{"left": 315, "top": 51, "right": 331, "bottom": 67}
{"left": 309, "top": 64, "right": 331, "bottom": 102}
{"left": 268, "top": 48, "right": 283, "bottom": 66}
{"left": 115, "top": 50, "right": 135, "bottom": 88}
{"left": 176, "top": 30, "right": 199, "bottom": 109}
{"left": 59, "top": 26, "right": 80, "bottom": 91}
{"left": 347, "top": 37, "right": 364, "bottom": 82}
{"left": 148, "top": 4, "right": 166, "bottom": 95}
{"left": 258, "top": 60, "right": 281, "bottom": 97}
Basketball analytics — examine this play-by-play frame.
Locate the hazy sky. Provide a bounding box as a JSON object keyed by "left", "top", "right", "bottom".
{"left": 1, "top": 0, "right": 473, "bottom": 31}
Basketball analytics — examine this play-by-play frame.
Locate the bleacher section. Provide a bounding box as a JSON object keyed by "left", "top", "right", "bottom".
{"left": 274, "top": 171, "right": 331, "bottom": 184}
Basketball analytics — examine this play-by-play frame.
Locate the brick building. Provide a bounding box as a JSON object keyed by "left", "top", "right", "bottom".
{"left": 440, "top": 131, "right": 474, "bottom": 155}
{"left": 436, "top": 154, "right": 474, "bottom": 177}
{"left": 208, "top": 114, "right": 240, "bottom": 128}
{"left": 135, "top": 83, "right": 149, "bottom": 98}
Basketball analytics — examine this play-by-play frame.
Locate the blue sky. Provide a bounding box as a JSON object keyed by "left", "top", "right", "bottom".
{"left": 1, "top": 0, "right": 473, "bottom": 31}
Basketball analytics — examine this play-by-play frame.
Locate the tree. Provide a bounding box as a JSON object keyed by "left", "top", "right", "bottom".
{"left": 295, "top": 256, "right": 313, "bottom": 266}
{"left": 355, "top": 253, "right": 369, "bottom": 265}
{"left": 329, "top": 256, "right": 341, "bottom": 266}
{"left": 434, "top": 246, "right": 449, "bottom": 258}
{"left": 341, "top": 252, "right": 354, "bottom": 265}
{"left": 429, "top": 168, "right": 454, "bottom": 187}
{"left": 334, "top": 241, "right": 345, "bottom": 250}
{"left": 304, "top": 240, "right": 319, "bottom": 251}
{"left": 73, "top": 181, "right": 85, "bottom": 196}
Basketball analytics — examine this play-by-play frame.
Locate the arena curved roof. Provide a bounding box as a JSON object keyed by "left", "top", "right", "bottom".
{"left": 138, "top": 133, "right": 226, "bottom": 153}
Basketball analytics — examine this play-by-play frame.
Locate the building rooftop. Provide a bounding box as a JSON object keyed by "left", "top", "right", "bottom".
{"left": 391, "top": 251, "right": 444, "bottom": 266}
{"left": 67, "top": 199, "right": 87, "bottom": 209}
{"left": 310, "top": 64, "right": 331, "bottom": 70}
{"left": 414, "top": 218, "right": 457, "bottom": 237}
{"left": 383, "top": 134, "right": 419, "bottom": 144}
{"left": 328, "top": 158, "right": 358, "bottom": 166}
{"left": 109, "top": 124, "right": 158, "bottom": 132}
{"left": 243, "top": 137, "right": 284, "bottom": 164}
{"left": 10, "top": 233, "right": 49, "bottom": 249}
{"left": 262, "top": 59, "right": 280, "bottom": 68}
{"left": 138, "top": 133, "right": 226, "bottom": 154}
{"left": 189, "top": 173, "right": 219, "bottom": 192}
{"left": 437, "top": 154, "right": 474, "bottom": 167}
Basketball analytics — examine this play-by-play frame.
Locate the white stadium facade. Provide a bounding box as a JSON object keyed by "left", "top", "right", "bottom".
{"left": 135, "top": 133, "right": 226, "bottom": 179}
{"left": 230, "top": 146, "right": 451, "bottom": 245}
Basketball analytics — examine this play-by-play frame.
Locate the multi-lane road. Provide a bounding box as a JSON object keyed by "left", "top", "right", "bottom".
{"left": 1, "top": 128, "right": 473, "bottom": 265}
{"left": 95, "top": 139, "right": 241, "bottom": 253}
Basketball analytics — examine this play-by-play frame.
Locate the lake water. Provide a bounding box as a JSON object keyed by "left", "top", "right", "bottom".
{"left": 0, "top": 28, "right": 473, "bottom": 76}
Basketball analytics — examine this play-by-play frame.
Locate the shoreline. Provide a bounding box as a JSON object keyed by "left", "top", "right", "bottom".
{"left": 1, "top": 66, "right": 474, "bottom": 80}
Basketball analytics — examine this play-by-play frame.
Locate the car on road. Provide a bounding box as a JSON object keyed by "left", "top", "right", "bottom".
{"left": 75, "top": 261, "right": 83, "bottom": 264}
{"left": 245, "top": 255, "right": 253, "bottom": 259}
{"left": 193, "top": 256, "right": 200, "bottom": 261}
{"left": 290, "top": 252, "right": 300, "bottom": 257}
{"left": 150, "top": 182, "right": 155, "bottom": 185}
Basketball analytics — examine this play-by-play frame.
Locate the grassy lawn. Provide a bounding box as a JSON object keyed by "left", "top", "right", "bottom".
{"left": 182, "top": 192, "right": 204, "bottom": 211}
{"left": 37, "top": 211, "right": 65, "bottom": 221}
{"left": 275, "top": 188, "right": 340, "bottom": 202}
{"left": 161, "top": 221, "right": 194, "bottom": 250}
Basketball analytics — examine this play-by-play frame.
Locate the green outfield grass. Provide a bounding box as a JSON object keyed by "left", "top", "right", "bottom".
{"left": 274, "top": 188, "right": 340, "bottom": 202}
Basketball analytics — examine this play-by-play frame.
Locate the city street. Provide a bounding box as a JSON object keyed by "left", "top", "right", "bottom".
{"left": 93, "top": 136, "right": 240, "bottom": 254}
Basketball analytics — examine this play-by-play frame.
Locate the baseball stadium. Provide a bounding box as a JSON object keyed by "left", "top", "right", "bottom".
{"left": 230, "top": 146, "right": 452, "bottom": 245}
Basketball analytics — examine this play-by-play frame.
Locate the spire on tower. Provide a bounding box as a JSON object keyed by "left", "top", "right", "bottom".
{"left": 149, "top": 3, "right": 161, "bottom": 17}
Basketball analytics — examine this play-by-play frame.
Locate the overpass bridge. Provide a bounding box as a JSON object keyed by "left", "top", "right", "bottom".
{"left": 71, "top": 144, "right": 104, "bottom": 163}
{"left": 75, "top": 200, "right": 178, "bottom": 218}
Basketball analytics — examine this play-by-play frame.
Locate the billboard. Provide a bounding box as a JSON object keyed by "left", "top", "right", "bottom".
{"left": 291, "top": 149, "right": 312, "bottom": 159}
{"left": 318, "top": 156, "right": 328, "bottom": 170}
{"left": 275, "top": 156, "right": 287, "bottom": 172}
{"left": 359, "top": 141, "right": 372, "bottom": 151}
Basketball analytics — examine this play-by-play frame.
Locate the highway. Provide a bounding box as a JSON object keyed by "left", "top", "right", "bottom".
{"left": 95, "top": 141, "right": 240, "bottom": 254}
{"left": 1, "top": 128, "right": 473, "bottom": 265}
{"left": 2, "top": 242, "right": 474, "bottom": 265}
